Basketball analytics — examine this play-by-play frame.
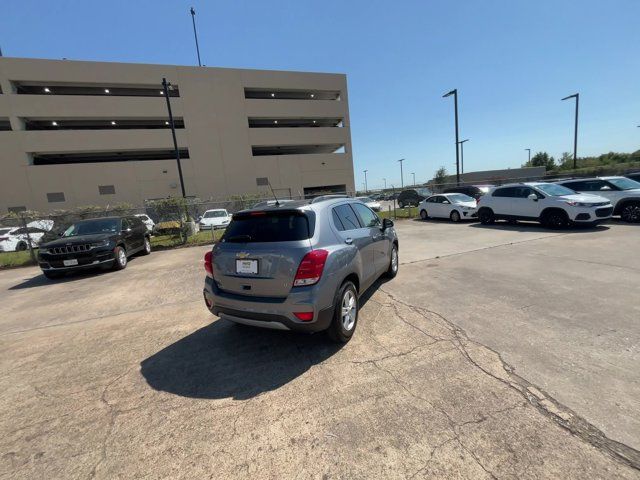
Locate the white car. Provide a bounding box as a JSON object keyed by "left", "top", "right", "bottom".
{"left": 556, "top": 176, "right": 640, "bottom": 223}
{"left": 0, "top": 226, "right": 48, "bottom": 252}
{"left": 199, "top": 209, "right": 232, "bottom": 230}
{"left": 419, "top": 193, "right": 477, "bottom": 222}
{"left": 355, "top": 196, "right": 382, "bottom": 212}
{"left": 134, "top": 214, "right": 155, "bottom": 233}
{"left": 477, "top": 182, "right": 613, "bottom": 228}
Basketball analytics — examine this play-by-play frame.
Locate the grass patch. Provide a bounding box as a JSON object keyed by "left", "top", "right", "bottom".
{"left": 378, "top": 207, "right": 419, "bottom": 219}
{"left": 150, "top": 229, "right": 225, "bottom": 249}
{"left": 0, "top": 250, "right": 35, "bottom": 269}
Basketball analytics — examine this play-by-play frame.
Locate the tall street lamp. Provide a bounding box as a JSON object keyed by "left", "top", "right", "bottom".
{"left": 397, "top": 158, "right": 405, "bottom": 188}
{"left": 383, "top": 178, "right": 387, "bottom": 190}
{"left": 363, "top": 169, "right": 368, "bottom": 193}
{"left": 561, "top": 93, "right": 579, "bottom": 169}
{"left": 162, "top": 78, "right": 186, "bottom": 198}
{"left": 190, "top": 7, "right": 202, "bottom": 67}
{"left": 411, "top": 172, "right": 416, "bottom": 186}
{"left": 458, "top": 139, "right": 469, "bottom": 174}
{"left": 525, "top": 148, "right": 531, "bottom": 163}
{"left": 443, "top": 89, "right": 461, "bottom": 185}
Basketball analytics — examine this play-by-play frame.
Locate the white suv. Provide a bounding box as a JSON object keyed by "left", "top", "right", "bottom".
{"left": 477, "top": 182, "right": 613, "bottom": 228}
{"left": 556, "top": 176, "right": 640, "bottom": 223}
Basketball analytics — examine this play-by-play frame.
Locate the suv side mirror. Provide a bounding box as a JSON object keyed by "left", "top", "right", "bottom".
{"left": 527, "top": 193, "right": 538, "bottom": 201}
{"left": 382, "top": 218, "right": 394, "bottom": 230}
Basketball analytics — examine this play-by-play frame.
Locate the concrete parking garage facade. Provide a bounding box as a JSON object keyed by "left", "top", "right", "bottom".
{"left": 0, "top": 57, "right": 355, "bottom": 213}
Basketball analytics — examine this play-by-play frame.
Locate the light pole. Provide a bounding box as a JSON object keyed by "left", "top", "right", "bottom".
{"left": 443, "top": 89, "right": 461, "bottom": 185}
{"left": 561, "top": 93, "right": 579, "bottom": 169}
{"left": 458, "top": 139, "right": 469, "bottom": 175}
{"left": 363, "top": 169, "right": 368, "bottom": 193}
{"left": 162, "top": 78, "right": 186, "bottom": 198}
{"left": 411, "top": 172, "right": 416, "bottom": 186}
{"left": 190, "top": 7, "right": 202, "bottom": 67}
{"left": 383, "top": 178, "right": 387, "bottom": 190}
{"left": 525, "top": 148, "right": 531, "bottom": 163}
{"left": 398, "top": 158, "right": 405, "bottom": 188}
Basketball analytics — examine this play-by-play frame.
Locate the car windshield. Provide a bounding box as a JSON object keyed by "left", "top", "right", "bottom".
{"left": 203, "top": 211, "right": 227, "bottom": 218}
{"left": 356, "top": 197, "right": 374, "bottom": 202}
{"left": 416, "top": 188, "right": 432, "bottom": 196}
{"left": 534, "top": 184, "right": 576, "bottom": 196}
{"left": 223, "top": 211, "right": 311, "bottom": 243}
{"left": 448, "top": 194, "right": 475, "bottom": 203}
{"left": 63, "top": 218, "right": 120, "bottom": 237}
{"left": 608, "top": 177, "right": 640, "bottom": 190}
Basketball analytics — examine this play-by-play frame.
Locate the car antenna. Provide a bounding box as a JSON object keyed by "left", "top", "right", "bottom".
{"left": 256, "top": 177, "right": 279, "bottom": 206}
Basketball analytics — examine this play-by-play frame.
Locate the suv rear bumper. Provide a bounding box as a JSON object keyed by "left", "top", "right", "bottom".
{"left": 203, "top": 277, "right": 334, "bottom": 333}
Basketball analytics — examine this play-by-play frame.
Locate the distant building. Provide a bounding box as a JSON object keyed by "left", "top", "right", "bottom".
{"left": 0, "top": 57, "right": 354, "bottom": 213}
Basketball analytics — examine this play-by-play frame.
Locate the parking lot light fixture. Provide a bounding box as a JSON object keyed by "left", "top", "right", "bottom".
{"left": 443, "top": 89, "right": 461, "bottom": 185}
{"left": 383, "top": 178, "right": 387, "bottom": 189}
{"left": 525, "top": 148, "right": 531, "bottom": 163}
{"left": 162, "top": 77, "right": 187, "bottom": 199}
{"left": 397, "top": 158, "right": 405, "bottom": 188}
{"left": 458, "top": 139, "right": 469, "bottom": 174}
{"left": 363, "top": 169, "right": 368, "bottom": 193}
{"left": 561, "top": 93, "right": 579, "bottom": 169}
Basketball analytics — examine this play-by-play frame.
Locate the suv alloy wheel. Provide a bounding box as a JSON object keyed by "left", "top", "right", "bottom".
{"left": 328, "top": 281, "right": 359, "bottom": 343}
{"left": 621, "top": 202, "right": 640, "bottom": 223}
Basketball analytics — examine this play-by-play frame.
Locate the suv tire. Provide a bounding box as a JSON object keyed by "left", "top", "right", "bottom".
{"left": 113, "top": 246, "right": 128, "bottom": 270}
{"left": 141, "top": 236, "right": 152, "bottom": 255}
{"left": 398, "top": 201, "right": 405, "bottom": 208}
{"left": 541, "top": 209, "right": 568, "bottom": 229}
{"left": 620, "top": 201, "right": 640, "bottom": 223}
{"left": 450, "top": 210, "right": 461, "bottom": 222}
{"left": 327, "top": 281, "right": 358, "bottom": 343}
{"left": 16, "top": 242, "right": 27, "bottom": 252}
{"left": 420, "top": 209, "right": 428, "bottom": 220}
{"left": 385, "top": 244, "right": 399, "bottom": 278}
{"left": 478, "top": 208, "right": 495, "bottom": 225}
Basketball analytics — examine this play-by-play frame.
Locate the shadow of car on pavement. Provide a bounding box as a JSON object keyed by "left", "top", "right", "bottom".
{"left": 140, "top": 278, "right": 384, "bottom": 400}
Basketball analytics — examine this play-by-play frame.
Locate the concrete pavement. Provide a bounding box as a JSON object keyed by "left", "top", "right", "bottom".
{"left": 0, "top": 220, "right": 639, "bottom": 478}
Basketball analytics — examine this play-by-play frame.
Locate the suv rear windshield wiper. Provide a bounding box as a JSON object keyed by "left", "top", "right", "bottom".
{"left": 225, "top": 234, "right": 252, "bottom": 243}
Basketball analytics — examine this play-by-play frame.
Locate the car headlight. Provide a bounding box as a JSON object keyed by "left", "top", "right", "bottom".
{"left": 565, "top": 201, "right": 598, "bottom": 207}
{"left": 91, "top": 239, "right": 111, "bottom": 248}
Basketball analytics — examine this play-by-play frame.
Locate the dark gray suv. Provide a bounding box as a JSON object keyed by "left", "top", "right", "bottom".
{"left": 203, "top": 196, "right": 399, "bottom": 342}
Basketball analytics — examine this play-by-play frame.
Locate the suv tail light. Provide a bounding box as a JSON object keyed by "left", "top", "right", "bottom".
{"left": 204, "top": 250, "right": 214, "bottom": 278}
{"left": 293, "top": 249, "right": 328, "bottom": 287}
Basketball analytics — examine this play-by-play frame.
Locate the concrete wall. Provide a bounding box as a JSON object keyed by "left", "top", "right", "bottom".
{"left": 0, "top": 57, "right": 355, "bottom": 212}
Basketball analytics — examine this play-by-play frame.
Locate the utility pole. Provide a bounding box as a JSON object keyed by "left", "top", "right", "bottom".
{"left": 383, "top": 178, "right": 387, "bottom": 190}
{"left": 561, "top": 93, "right": 579, "bottom": 169}
{"left": 398, "top": 158, "right": 405, "bottom": 188}
{"left": 525, "top": 148, "right": 531, "bottom": 163}
{"left": 458, "top": 139, "right": 469, "bottom": 175}
{"left": 162, "top": 78, "right": 186, "bottom": 198}
{"left": 443, "top": 89, "right": 461, "bottom": 185}
{"left": 190, "top": 7, "right": 202, "bottom": 67}
{"left": 363, "top": 169, "right": 368, "bottom": 193}
{"left": 411, "top": 172, "right": 416, "bottom": 186}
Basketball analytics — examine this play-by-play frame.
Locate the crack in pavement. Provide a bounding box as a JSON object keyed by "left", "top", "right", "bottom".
{"left": 378, "top": 287, "right": 640, "bottom": 472}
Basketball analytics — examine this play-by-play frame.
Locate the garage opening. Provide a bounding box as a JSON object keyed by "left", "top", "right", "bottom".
{"left": 252, "top": 144, "right": 345, "bottom": 156}
{"left": 32, "top": 149, "right": 190, "bottom": 165}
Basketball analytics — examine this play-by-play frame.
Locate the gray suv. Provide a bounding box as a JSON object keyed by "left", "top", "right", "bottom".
{"left": 202, "top": 196, "right": 399, "bottom": 342}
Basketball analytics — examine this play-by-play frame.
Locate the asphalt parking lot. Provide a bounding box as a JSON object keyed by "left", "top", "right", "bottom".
{"left": 1, "top": 219, "right": 639, "bottom": 478}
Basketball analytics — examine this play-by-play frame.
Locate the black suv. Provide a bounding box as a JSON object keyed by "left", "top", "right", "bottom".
{"left": 38, "top": 216, "right": 151, "bottom": 279}
{"left": 443, "top": 185, "right": 493, "bottom": 201}
{"left": 397, "top": 188, "right": 431, "bottom": 208}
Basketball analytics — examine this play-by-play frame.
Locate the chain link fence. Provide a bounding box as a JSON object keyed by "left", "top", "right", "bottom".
{"left": 0, "top": 191, "right": 358, "bottom": 268}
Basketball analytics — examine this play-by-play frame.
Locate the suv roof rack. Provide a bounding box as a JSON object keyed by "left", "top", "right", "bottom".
{"left": 309, "top": 194, "right": 350, "bottom": 204}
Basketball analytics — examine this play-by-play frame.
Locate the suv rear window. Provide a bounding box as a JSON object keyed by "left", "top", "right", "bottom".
{"left": 223, "top": 211, "right": 313, "bottom": 243}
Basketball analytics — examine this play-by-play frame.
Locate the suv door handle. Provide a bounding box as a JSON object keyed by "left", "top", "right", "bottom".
{"left": 344, "top": 237, "right": 353, "bottom": 245}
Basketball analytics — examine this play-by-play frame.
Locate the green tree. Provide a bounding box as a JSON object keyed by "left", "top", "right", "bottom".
{"left": 433, "top": 166, "right": 448, "bottom": 186}
{"left": 524, "top": 152, "right": 556, "bottom": 170}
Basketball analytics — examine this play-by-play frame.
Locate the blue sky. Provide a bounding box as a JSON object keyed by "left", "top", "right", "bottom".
{"left": 2, "top": 0, "right": 639, "bottom": 189}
